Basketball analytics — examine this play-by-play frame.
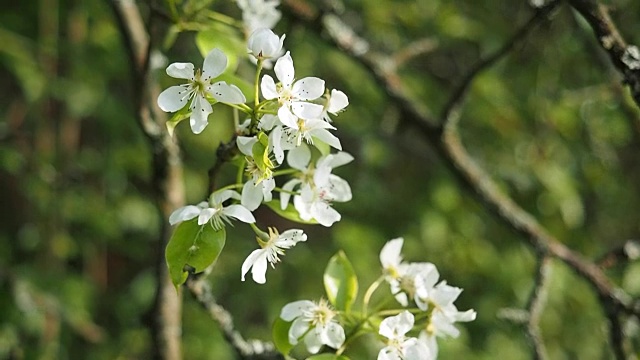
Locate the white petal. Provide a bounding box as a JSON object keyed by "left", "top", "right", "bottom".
{"left": 189, "top": 95, "right": 213, "bottom": 134}
{"left": 431, "top": 282, "right": 462, "bottom": 306}
{"left": 169, "top": 205, "right": 201, "bottom": 225}
{"left": 280, "top": 179, "right": 301, "bottom": 210}
{"left": 311, "top": 128, "right": 342, "bottom": 150}
{"left": 236, "top": 136, "right": 257, "bottom": 156}
{"left": 325, "top": 175, "right": 352, "bottom": 202}
{"left": 288, "top": 317, "right": 309, "bottom": 345}
{"left": 166, "top": 62, "right": 195, "bottom": 79}
{"left": 380, "top": 238, "right": 404, "bottom": 268}
{"left": 223, "top": 204, "right": 256, "bottom": 223}
{"left": 326, "top": 151, "right": 354, "bottom": 169}
{"left": 286, "top": 143, "right": 311, "bottom": 170}
{"left": 324, "top": 322, "right": 345, "bottom": 349}
{"left": 304, "top": 327, "right": 323, "bottom": 354}
{"left": 274, "top": 51, "right": 294, "bottom": 87}
{"left": 292, "top": 77, "right": 325, "bottom": 100}
{"left": 208, "top": 81, "right": 246, "bottom": 104}
{"left": 277, "top": 229, "right": 307, "bottom": 248}
{"left": 241, "top": 249, "right": 264, "bottom": 282}
{"left": 202, "top": 48, "right": 227, "bottom": 80}
{"left": 311, "top": 201, "right": 341, "bottom": 227}
{"left": 241, "top": 180, "right": 263, "bottom": 211}
{"left": 278, "top": 106, "right": 298, "bottom": 128}
{"left": 260, "top": 75, "right": 278, "bottom": 100}
{"left": 197, "top": 208, "right": 216, "bottom": 225}
{"left": 404, "top": 339, "right": 431, "bottom": 360}
{"left": 157, "top": 85, "right": 190, "bottom": 112}
{"left": 280, "top": 300, "right": 315, "bottom": 321}
{"left": 212, "top": 189, "right": 240, "bottom": 204}
{"left": 328, "top": 89, "right": 349, "bottom": 114}
{"left": 261, "top": 177, "right": 275, "bottom": 202}
{"left": 291, "top": 101, "right": 323, "bottom": 120}
{"left": 454, "top": 309, "right": 477, "bottom": 322}
{"left": 269, "top": 126, "right": 284, "bottom": 163}
{"left": 259, "top": 114, "right": 280, "bottom": 131}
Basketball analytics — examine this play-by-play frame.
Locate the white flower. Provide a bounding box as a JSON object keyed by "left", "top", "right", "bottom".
{"left": 322, "top": 89, "right": 349, "bottom": 122}
{"left": 237, "top": 0, "right": 281, "bottom": 33}
{"left": 421, "top": 282, "right": 476, "bottom": 339}
{"left": 378, "top": 311, "right": 431, "bottom": 360}
{"left": 284, "top": 118, "right": 342, "bottom": 150}
{"left": 261, "top": 52, "right": 325, "bottom": 127}
{"left": 248, "top": 28, "right": 285, "bottom": 60}
{"left": 157, "top": 49, "right": 246, "bottom": 134}
{"left": 236, "top": 136, "right": 276, "bottom": 211}
{"left": 380, "top": 239, "right": 440, "bottom": 308}
{"left": 241, "top": 227, "right": 307, "bottom": 284}
{"left": 280, "top": 299, "right": 345, "bottom": 354}
{"left": 168, "top": 190, "right": 255, "bottom": 230}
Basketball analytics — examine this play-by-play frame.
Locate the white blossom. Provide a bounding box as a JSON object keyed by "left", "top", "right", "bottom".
{"left": 247, "top": 28, "right": 285, "bottom": 60}
{"left": 378, "top": 311, "right": 431, "bottom": 360}
{"left": 322, "top": 89, "right": 349, "bottom": 122}
{"left": 241, "top": 227, "right": 306, "bottom": 284}
{"left": 168, "top": 190, "right": 255, "bottom": 230}
{"left": 261, "top": 52, "right": 325, "bottom": 127}
{"left": 157, "top": 49, "right": 246, "bottom": 134}
{"left": 280, "top": 299, "right": 345, "bottom": 353}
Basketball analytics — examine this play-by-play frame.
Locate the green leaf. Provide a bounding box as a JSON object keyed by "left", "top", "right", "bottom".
{"left": 195, "top": 24, "right": 244, "bottom": 73}
{"left": 264, "top": 201, "right": 318, "bottom": 225}
{"left": 324, "top": 251, "right": 358, "bottom": 312}
{"left": 306, "top": 354, "right": 350, "bottom": 360}
{"left": 165, "top": 219, "right": 226, "bottom": 289}
{"left": 272, "top": 317, "right": 294, "bottom": 355}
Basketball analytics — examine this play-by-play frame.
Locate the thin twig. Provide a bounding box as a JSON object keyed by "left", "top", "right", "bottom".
{"left": 526, "top": 255, "right": 551, "bottom": 360}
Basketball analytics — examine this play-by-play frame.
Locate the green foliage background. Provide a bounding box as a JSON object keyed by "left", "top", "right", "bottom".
{"left": 1, "top": 0, "right": 640, "bottom": 359}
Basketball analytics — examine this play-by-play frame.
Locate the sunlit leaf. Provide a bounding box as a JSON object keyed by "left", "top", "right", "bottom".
{"left": 324, "top": 251, "right": 358, "bottom": 311}
{"left": 272, "top": 317, "right": 294, "bottom": 355}
{"left": 165, "top": 219, "right": 226, "bottom": 289}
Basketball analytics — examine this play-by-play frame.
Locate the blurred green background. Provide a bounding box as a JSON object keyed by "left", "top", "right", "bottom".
{"left": 1, "top": 0, "right": 640, "bottom": 358}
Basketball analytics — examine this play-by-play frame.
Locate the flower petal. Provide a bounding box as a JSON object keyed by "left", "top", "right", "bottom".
{"left": 197, "top": 208, "right": 216, "bottom": 225}
{"left": 241, "top": 248, "right": 264, "bottom": 282}
{"left": 280, "top": 300, "right": 315, "bottom": 321}
{"left": 157, "top": 85, "right": 190, "bottom": 112}
{"left": 291, "top": 102, "right": 323, "bottom": 120}
{"left": 311, "top": 128, "right": 342, "bottom": 150}
{"left": 292, "top": 77, "right": 325, "bottom": 100}
{"left": 324, "top": 322, "right": 345, "bottom": 349}
{"left": 328, "top": 89, "right": 349, "bottom": 114}
{"left": 202, "top": 48, "right": 227, "bottom": 80}
{"left": 280, "top": 179, "right": 301, "bottom": 210}
{"left": 325, "top": 175, "right": 352, "bottom": 202}
{"left": 288, "top": 317, "right": 309, "bottom": 345}
{"left": 208, "top": 81, "right": 247, "bottom": 104}
{"left": 166, "top": 62, "right": 195, "bottom": 79}
{"left": 169, "top": 205, "right": 201, "bottom": 225}
{"left": 223, "top": 204, "right": 256, "bottom": 223}
{"left": 236, "top": 136, "right": 257, "bottom": 156}
{"left": 311, "top": 201, "right": 341, "bottom": 227}
{"left": 260, "top": 75, "right": 278, "bottom": 100}
{"left": 274, "top": 51, "right": 294, "bottom": 87}
{"left": 278, "top": 106, "right": 298, "bottom": 129}
{"left": 304, "top": 327, "right": 324, "bottom": 354}
{"left": 241, "top": 180, "right": 263, "bottom": 211}
{"left": 189, "top": 95, "right": 213, "bottom": 134}
{"left": 286, "top": 143, "right": 311, "bottom": 170}
{"left": 380, "top": 238, "right": 404, "bottom": 269}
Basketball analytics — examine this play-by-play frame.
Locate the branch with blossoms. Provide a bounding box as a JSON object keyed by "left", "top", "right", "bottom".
{"left": 281, "top": 0, "right": 640, "bottom": 358}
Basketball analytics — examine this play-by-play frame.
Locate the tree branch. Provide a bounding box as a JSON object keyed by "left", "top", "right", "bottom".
{"left": 110, "top": 1, "right": 184, "bottom": 359}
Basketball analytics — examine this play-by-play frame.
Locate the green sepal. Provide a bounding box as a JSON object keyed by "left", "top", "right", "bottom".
{"left": 166, "top": 109, "right": 190, "bottom": 137}
{"left": 324, "top": 251, "right": 358, "bottom": 312}
{"left": 265, "top": 201, "right": 318, "bottom": 225}
{"left": 272, "top": 317, "right": 294, "bottom": 355}
{"left": 165, "top": 219, "right": 226, "bottom": 289}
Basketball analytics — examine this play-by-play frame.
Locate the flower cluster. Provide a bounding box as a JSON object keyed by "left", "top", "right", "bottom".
{"left": 379, "top": 238, "right": 477, "bottom": 358}
{"left": 159, "top": 26, "right": 351, "bottom": 285}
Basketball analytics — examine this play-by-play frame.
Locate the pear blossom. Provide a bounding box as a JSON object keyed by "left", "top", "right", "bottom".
{"left": 284, "top": 118, "right": 342, "bottom": 150}
{"left": 241, "top": 227, "right": 307, "bottom": 284}
{"left": 247, "top": 28, "right": 285, "bottom": 60}
{"left": 380, "top": 238, "right": 440, "bottom": 307}
{"left": 378, "top": 311, "right": 431, "bottom": 360}
{"left": 261, "top": 52, "right": 325, "bottom": 127}
{"left": 322, "top": 89, "right": 349, "bottom": 122}
{"left": 280, "top": 299, "right": 345, "bottom": 353}
{"left": 157, "top": 49, "right": 246, "bottom": 134}
{"left": 237, "top": 0, "right": 281, "bottom": 33}
{"left": 168, "top": 190, "right": 255, "bottom": 230}
{"left": 237, "top": 136, "right": 277, "bottom": 210}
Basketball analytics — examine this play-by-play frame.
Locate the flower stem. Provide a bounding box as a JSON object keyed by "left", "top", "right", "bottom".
{"left": 254, "top": 59, "right": 263, "bottom": 111}
{"left": 362, "top": 275, "right": 384, "bottom": 317}
{"left": 272, "top": 168, "right": 298, "bottom": 177}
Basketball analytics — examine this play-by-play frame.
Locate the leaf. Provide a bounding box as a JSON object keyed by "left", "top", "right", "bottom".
{"left": 264, "top": 201, "right": 318, "bottom": 225}
{"left": 306, "top": 354, "right": 350, "bottom": 360}
{"left": 272, "top": 317, "right": 294, "bottom": 355}
{"left": 165, "top": 219, "right": 226, "bottom": 289}
{"left": 324, "top": 251, "right": 358, "bottom": 312}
